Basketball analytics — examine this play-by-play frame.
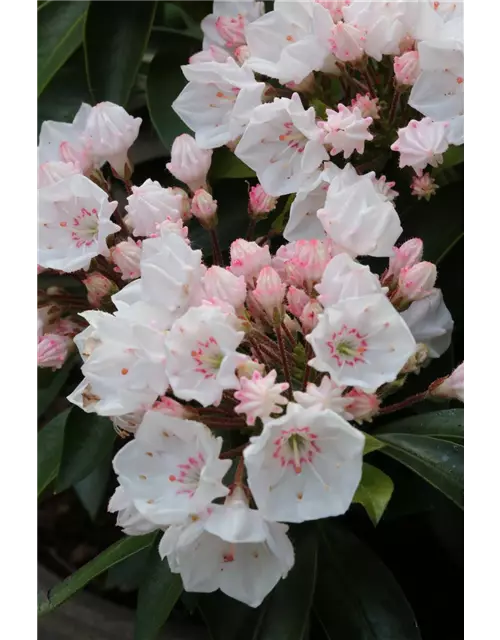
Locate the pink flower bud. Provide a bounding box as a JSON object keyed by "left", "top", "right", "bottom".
{"left": 83, "top": 273, "right": 119, "bottom": 307}
{"left": 166, "top": 134, "right": 212, "bottom": 191}
{"left": 189, "top": 45, "right": 229, "bottom": 64}
{"left": 155, "top": 219, "right": 190, "bottom": 243}
{"left": 248, "top": 184, "right": 278, "bottom": 218}
{"left": 203, "top": 265, "right": 247, "bottom": 310}
{"left": 110, "top": 238, "right": 142, "bottom": 281}
{"left": 384, "top": 238, "right": 424, "bottom": 286}
{"left": 37, "top": 333, "right": 72, "bottom": 369}
{"left": 236, "top": 357, "right": 266, "bottom": 379}
{"left": 152, "top": 395, "right": 195, "bottom": 419}
{"left": 170, "top": 187, "right": 192, "bottom": 221}
{"left": 51, "top": 318, "right": 82, "bottom": 337}
{"left": 215, "top": 14, "right": 246, "bottom": 47}
{"left": 234, "top": 45, "right": 251, "bottom": 64}
{"left": 300, "top": 299, "right": 323, "bottom": 333}
{"left": 398, "top": 261, "right": 437, "bottom": 302}
{"left": 287, "top": 286, "right": 310, "bottom": 318}
{"left": 286, "top": 239, "right": 334, "bottom": 291}
{"left": 411, "top": 173, "right": 439, "bottom": 201}
{"left": 230, "top": 239, "right": 272, "bottom": 285}
{"left": 430, "top": 363, "right": 464, "bottom": 402}
{"left": 283, "top": 313, "right": 301, "bottom": 336}
{"left": 253, "top": 266, "right": 286, "bottom": 324}
{"left": 191, "top": 189, "right": 218, "bottom": 229}
{"left": 394, "top": 51, "right": 420, "bottom": 86}
{"left": 344, "top": 389, "right": 380, "bottom": 424}
{"left": 351, "top": 93, "right": 380, "bottom": 120}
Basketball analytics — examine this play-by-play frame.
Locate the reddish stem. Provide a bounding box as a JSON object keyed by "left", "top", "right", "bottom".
{"left": 276, "top": 325, "right": 293, "bottom": 400}
{"left": 221, "top": 444, "right": 247, "bottom": 459}
{"left": 210, "top": 229, "right": 223, "bottom": 266}
{"left": 379, "top": 391, "right": 428, "bottom": 415}
{"left": 281, "top": 322, "right": 296, "bottom": 348}
{"left": 388, "top": 87, "right": 401, "bottom": 128}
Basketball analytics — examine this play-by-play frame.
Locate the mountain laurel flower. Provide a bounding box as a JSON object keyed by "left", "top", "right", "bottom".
{"left": 287, "top": 286, "right": 310, "bottom": 318}
{"left": 248, "top": 184, "right": 278, "bottom": 219}
{"left": 203, "top": 265, "right": 247, "bottom": 310}
{"left": 189, "top": 44, "right": 230, "bottom": 64}
{"left": 83, "top": 273, "right": 118, "bottom": 307}
{"left": 253, "top": 266, "right": 287, "bottom": 324}
{"left": 300, "top": 299, "right": 322, "bottom": 333}
{"left": 319, "top": 104, "right": 373, "bottom": 159}
{"left": 276, "top": 239, "right": 335, "bottom": 292}
{"left": 111, "top": 410, "right": 146, "bottom": 435}
{"left": 167, "top": 134, "right": 213, "bottom": 191}
{"left": 234, "top": 370, "right": 289, "bottom": 425}
{"left": 394, "top": 50, "right": 421, "bottom": 86}
{"left": 328, "top": 20, "right": 366, "bottom": 62}
{"left": 38, "top": 160, "right": 81, "bottom": 188}
{"left": 350, "top": 93, "right": 380, "bottom": 120}
{"left": 37, "top": 333, "right": 72, "bottom": 369}
{"left": 401, "top": 288, "right": 453, "bottom": 359}
{"left": 344, "top": 389, "right": 380, "bottom": 424}
{"left": 411, "top": 173, "right": 439, "bottom": 200}
{"left": 383, "top": 238, "right": 424, "bottom": 288}
{"left": 390, "top": 118, "right": 449, "bottom": 175}
{"left": 215, "top": 14, "right": 246, "bottom": 48}
{"left": 191, "top": 189, "right": 218, "bottom": 229}
{"left": 294, "top": 376, "right": 351, "bottom": 418}
{"left": 108, "top": 486, "right": 159, "bottom": 536}
{"left": 370, "top": 174, "right": 398, "bottom": 201}
{"left": 397, "top": 261, "right": 437, "bottom": 303}
{"left": 229, "top": 239, "right": 271, "bottom": 286}
{"left": 234, "top": 44, "right": 251, "bottom": 64}
{"left": 125, "top": 179, "right": 187, "bottom": 236}
{"left": 84, "top": 102, "right": 141, "bottom": 177}
{"left": 110, "top": 238, "right": 142, "bottom": 281}
{"left": 430, "top": 362, "right": 464, "bottom": 402}
{"left": 201, "top": 0, "right": 265, "bottom": 54}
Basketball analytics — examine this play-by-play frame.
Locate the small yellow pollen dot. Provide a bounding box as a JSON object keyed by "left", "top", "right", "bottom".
{"left": 286, "top": 34, "right": 294, "bottom": 42}
{"left": 190, "top": 514, "right": 200, "bottom": 522}
{"left": 146, "top": 452, "right": 153, "bottom": 457}
{"left": 121, "top": 368, "right": 129, "bottom": 375}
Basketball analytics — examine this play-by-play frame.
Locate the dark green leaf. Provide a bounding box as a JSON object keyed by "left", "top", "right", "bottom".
{"left": 38, "top": 533, "right": 156, "bottom": 617}
{"left": 135, "top": 541, "right": 183, "bottom": 640}
{"left": 353, "top": 463, "right": 394, "bottom": 525}
{"left": 315, "top": 522, "right": 421, "bottom": 640}
{"left": 210, "top": 147, "right": 256, "bottom": 180}
{"left": 374, "top": 409, "right": 464, "bottom": 443}
{"left": 74, "top": 449, "right": 112, "bottom": 520}
{"left": 38, "top": 409, "right": 71, "bottom": 498}
{"left": 38, "top": 356, "right": 76, "bottom": 418}
{"left": 105, "top": 547, "right": 151, "bottom": 592}
{"left": 84, "top": 1, "right": 157, "bottom": 105}
{"left": 38, "top": 0, "right": 89, "bottom": 96}
{"left": 198, "top": 591, "right": 265, "bottom": 640}
{"left": 377, "top": 434, "right": 463, "bottom": 508}
{"left": 56, "top": 410, "right": 116, "bottom": 492}
{"left": 436, "top": 145, "right": 464, "bottom": 171}
{"left": 256, "top": 527, "right": 317, "bottom": 640}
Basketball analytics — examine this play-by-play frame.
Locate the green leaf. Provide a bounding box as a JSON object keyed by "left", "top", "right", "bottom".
{"left": 374, "top": 409, "right": 464, "bottom": 443}
{"left": 38, "top": 409, "right": 71, "bottom": 498}
{"left": 38, "top": 533, "right": 156, "bottom": 617}
{"left": 38, "top": 0, "right": 89, "bottom": 96}
{"left": 436, "top": 145, "right": 464, "bottom": 171}
{"left": 315, "top": 522, "right": 421, "bottom": 640}
{"left": 105, "top": 547, "right": 151, "bottom": 592}
{"left": 38, "top": 356, "right": 76, "bottom": 418}
{"left": 84, "top": 1, "right": 157, "bottom": 105}
{"left": 256, "top": 527, "right": 317, "bottom": 640}
{"left": 74, "top": 450, "right": 112, "bottom": 520}
{"left": 362, "top": 432, "right": 385, "bottom": 455}
{"left": 56, "top": 410, "right": 116, "bottom": 492}
{"left": 134, "top": 541, "right": 183, "bottom": 640}
{"left": 353, "top": 463, "right": 394, "bottom": 525}
{"left": 198, "top": 592, "right": 266, "bottom": 640}
{"left": 377, "top": 434, "right": 463, "bottom": 508}
{"left": 210, "top": 147, "right": 256, "bottom": 180}
{"left": 146, "top": 47, "right": 191, "bottom": 152}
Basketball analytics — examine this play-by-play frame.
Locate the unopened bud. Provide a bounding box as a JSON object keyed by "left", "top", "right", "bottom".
{"left": 253, "top": 266, "right": 286, "bottom": 325}
{"left": 37, "top": 333, "right": 72, "bottom": 370}
{"left": 287, "top": 286, "right": 310, "bottom": 318}
{"left": 300, "top": 300, "right": 322, "bottom": 333}
{"left": 83, "top": 272, "right": 119, "bottom": 307}
{"left": 344, "top": 389, "right": 380, "bottom": 424}
{"left": 394, "top": 51, "right": 420, "bottom": 86}
{"left": 166, "top": 134, "right": 212, "bottom": 192}
{"left": 215, "top": 14, "right": 246, "bottom": 48}
{"left": 429, "top": 363, "right": 464, "bottom": 402}
{"left": 191, "top": 189, "right": 218, "bottom": 229}
{"left": 401, "top": 343, "right": 429, "bottom": 374}
{"left": 234, "top": 45, "right": 251, "bottom": 64}
{"left": 110, "top": 238, "right": 142, "bottom": 281}
{"left": 248, "top": 184, "right": 278, "bottom": 219}
{"left": 170, "top": 187, "right": 192, "bottom": 221}
{"left": 383, "top": 238, "right": 424, "bottom": 288}
{"left": 236, "top": 357, "right": 266, "bottom": 379}
{"left": 397, "top": 261, "right": 437, "bottom": 303}
{"left": 411, "top": 173, "right": 439, "bottom": 201}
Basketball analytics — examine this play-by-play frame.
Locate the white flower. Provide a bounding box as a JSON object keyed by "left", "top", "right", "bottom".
{"left": 244, "top": 403, "right": 365, "bottom": 523}
{"left": 229, "top": 239, "right": 271, "bottom": 285}
{"left": 166, "top": 134, "right": 213, "bottom": 191}
{"left": 431, "top": 362, "right": 464, "bottom": 402}
{"left": 294, "top": 375, "right": 351, "bottom": 418}
{"left": 159, "top": 487, "right": 294, "bottom": 607}
{"left": 37, "top": 333, "right": 72, "bottom": 369}
{"left": 390, "top": 118, "right": 449, "bottom": 176}
{"left": 234, "top": 370, "right": 289, "bottom": 425}
{"left": 394, "top": 50, "right": 421, "bottom": 86}
{"left": 38, "top": 174, "right": 120, "bottom": 272}
{"left": 110, "top": 238, "right": 142, "bottom": 281}
{"left": 203, "top": 265, "right": 247, "bottom": 309}
{"left": 317, "top": 164, "right": 402, "bottom": 258}
{"left": 38, "top": 160, "right": 81, "bottom": 188}
{"left": 125, "top": 179, "right": 187, "bottom": 236}
{"left": 307, "top": 293, "right": 416, "bottom": 389}
{"left": 315, "top": 253, "right": 385, "bottom": 307}
{"left": 235, "top": 93, "right": 329, "bottom": 196}
{"left": 38, "top": 103, "right": 94, "bottom": 173}
{"left": 369, "top": 174, "right": 399, "bottom": 202}
{"left": 319, "top": 104, "right": 373, "bottom": 159}
{"left": 108, "top": 486, "right": 158, "bottom": 536}
{"left": 84, "top": 102, "right": 141, "bottom": 176}
{"left": 110, "top": 409, "right": 146, "bottom": 435}
{"left": 189, "top": 45, "right": 231, "bottom": 65}
{"left": 172, "top": 58, "right": 265, "bottom": 149}
{"left": 165, "top": 304, "right": 245, "bottom": 406}
{"left": 112, "top": 410, "right": 231, "bottom": 526}
{"left": 401, "top": 288, "right": 453, "bottom": 358}
{"left": 245, "top": 0, "right": 334, "bottom": 85}
{"left": 201, "top": 1, "right": 265, "bottom": 54}
{"left": 328, "top": 20, "right": 366, "bottom": 62}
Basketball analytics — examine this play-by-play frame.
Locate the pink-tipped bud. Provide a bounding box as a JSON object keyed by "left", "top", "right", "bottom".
{"left": 253, "top": 266, "right": 286, "bottom": 324}
{"left": 153, "top": 396, "right": 195, "bottom": 419}
{"left": 286, "top": 239, "right": 334, "bottom": 291}
{"left": 83, "top": 273, "right": 119, "bottom": 307}
{"left": 204, "top": 265, "right": 247, "bottom": 310}
{"left": 287, "top": 286, "right": 310, "bottom": 318}
{"left": 397, "top": 261, "right": 437, "bottom": 302}
{"left": 110, "top": 238, "right": 142, "bottom": 281}
{"left": 215, "top": 14, "right": 246, "bottom": 47}
{"left": 411, "top": 173, "right": 439, "bottom": 201}
{"left": 394, "top": 50, "right": 420, "bottom": 86}
{"left": 166, "top": 134, "right": 212, "bottom": 192}
{"left": 351, "top": 93, "right": 380, "bottom": 120}
{"left": 234, "top": 45, "right": 251, "bottom": 64}
{"left": 248, "top": 184, "right": 278, "bottom": 219}
{"left": 384, "top": 238, "right": 424, "bottom": 287}
{"left": 236, "top": 357, "right": 266, "bottom": 379}
{"left": 170, "top": 187, "right": 192, "bottom": 221}
{"left": 230, "top": 239, "right": 271, "bottom": 285}
{"left": 300, "top": 299, "right": 322, "bottom": 333}
{"left": 430, "top": 363, "right": 464, "bottom": 402}
{"left": 191, "top": 189, "right": 218, "bottom": 229}
{"left": 283, "top": 313, "right": 301, "bottom": 336}
{"left": 37, "top": 333, "right": 72, "bottom": 370}
{"left": 189, "top": 45, "right": 229, "bottom": 64}
{"left": 155, "top": 219, "right": 190, "bottom": 243}
{"left": 344, "top": 389, "right": 380, "bottom": 424}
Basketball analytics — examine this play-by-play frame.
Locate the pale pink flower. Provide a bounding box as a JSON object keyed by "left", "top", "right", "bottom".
{"left": 230, "top": 239, "right": 271, "bottom": 286}
{"left": 83, "top": 273, "right": 118, "bottom": 307}
{"left": 350, "top": 93, "right": 380, "bottom": 120}
{"left": 166, "top": 134, "right": 213, "bottom": 191}
{"left": 287, "top": 286, "right": 310, "bottom": 318}
{"left": 125, "top": 179, "right": 187, "bottom": 236}
{"left": 344, "top": 389, "right": 380, "bottom": 424}
{"left": 319, "top": 104, "right": 373, "bottom": 159}
{"left": 189, "top": 45, "right": 230, "bottom": 64}
{"left": 294, "top": 375, "right": 351, "bottom": 418}
{"left": 277, "top": 239, "right": 335, "bottom": 292}
{"left": 191, "top": 189, "right": 218, "bottom": 229}
{"left": 328, "top": 21, "right": 366, "bottom": 62}
{"left": 215, "top": 14, "right": 246, "bottom": 48}
{"left": 316, "top": 0, "right": 350, "bottom": 23}
{"left": 411, "top": 173, "right": 439, "bottom": 200}
{"left": 110, "top": 238, "right": 142, "bottom": 281}
{"left": 431, "top": 362, "right": 464, "bottom": 402}
{"left": 394, "top": 50, "right": 421, "bottom": 86}
{"left": 253, "top": 267, "right": 287, "bottom": 324}
{"left": 397, "top": 262, "right": 437, "bottom": 302}
{"left": 300, "top": 299, "right": 323, "bottom": 333}
{"left": 234, "top": 370, "right": 289, "bottom": 426}
{"left": 383, "top": 238, "right": 424, "bottom": 287}
{"left": 234, "top": 44, "right": 251, "bottom": 64}
{"left": 391, "top": 118, "right": 449, "bottom": 175}
{"left": 38, "top": 160, "right": 81, "bottom": 188}
{"left": 370, "top": 175, "right": 398, "bottom": 201}
{"left": 203, "top": 266, "right": 247, "bottom": 310}
{"left": 37, "top": 333, "right": 72, "bottom": 369}
{"left": 248, "top": 184, "right": 278, "bottom": 218}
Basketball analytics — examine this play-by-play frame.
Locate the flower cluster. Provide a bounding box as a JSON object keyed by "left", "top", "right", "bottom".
{"left": 37, "top": 0, "right": 463, "bottom": 609}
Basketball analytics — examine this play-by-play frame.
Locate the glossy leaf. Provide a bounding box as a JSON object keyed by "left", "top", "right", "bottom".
{"left": 256, "top": 526, "right": 317, "bottom": 640}
{"left": 105, "top": 547, "right": 151, "bottom": 592}
{"left": 56, "top": 410, "right": 116, "bottom": 492}
{"left": 210, "top": 147, "right": 256, "bottom": 180}
{"left": 134, "top": 541, "right": 183, "bottom": 640}
{"left": 436, "top": 145, "right": 464, "bottom": 171}
{"left": 84, "top": 1, "right": 157, "bottom": 105}
{"left": 38, "top": 0, "right": 89, "bottom": 96}
{"left": 38, "top": 408, "right": 71, "bottom": 498}
{"left": 38, "top": 356, "right": 76, "bottom": 418}
{"left": 315, "top": 522, "right": 421, "bottom": 640}
{"left": 363, "top": 432, "right": 386, "bottom": 455}
{"left": 353, "top": 463, "right": 394, "bottom": 525}
{"left": 74, "top": 450, "right": 112, "bottom": 520}
{"left": 374, "top": 409, "right": 464, "bottom": 443}
{"left": 38, "top": 533, "right": 156, "bottom": 617}
{"left": 377, "top": 434, "right": 463, "bottom": 508}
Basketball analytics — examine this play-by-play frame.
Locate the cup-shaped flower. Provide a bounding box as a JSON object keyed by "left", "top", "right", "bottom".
{"left": 203, "top": 266, "right": 247, "bottom": 310}
{"left": 315, "top": 253, "right": 384, "bottom": 307}
{"left": 125, "top": 179, "right": 187, "bottom": 236}
{"left": 229, "top": 239, "right": 271, "bottom": 286}
{"left": 390, "top": 118, "right": 449, "bottom": 176}
{"left": 401, "top": 288, "right": 453, "bottom": 359}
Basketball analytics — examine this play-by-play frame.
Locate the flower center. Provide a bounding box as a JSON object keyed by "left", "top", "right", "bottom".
{"left": 71, "top": 207, "right": 99, "bottom": 247}
{"left": 327, "top": 324, "right": 368, "bottom": 367}
{"left": 278, "top": 121, "right": 306, "bottom": 152}
{"left": 272, "top": 426, "right": 321, "bottom": 474}
{"left": 169, "top": 453, "right": 205, "bottom": 496}
{"left": 191, "top": 337, "right": 223, "bottom": 379}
